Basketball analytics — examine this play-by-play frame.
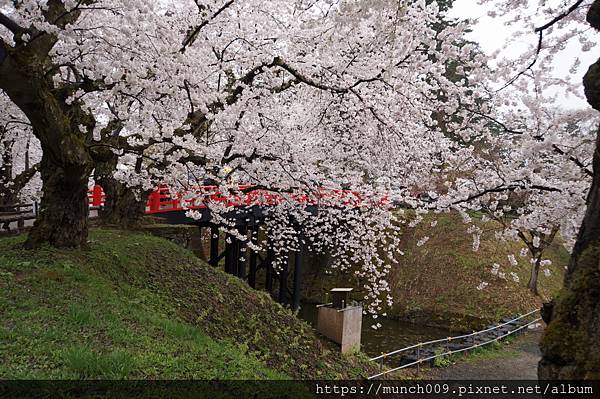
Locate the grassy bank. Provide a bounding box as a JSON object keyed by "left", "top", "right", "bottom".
{"left": 301, "top": 212, "right": 568, "bottom": 330}
{"left": 0, "top": 229, "right": 375, "bottom": 381}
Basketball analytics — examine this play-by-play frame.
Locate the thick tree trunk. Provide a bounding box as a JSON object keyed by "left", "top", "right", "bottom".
{"left": 94, "top": 157, "right": 148, "bottom": 228}
{"left": 1, "top": 14, "right": 98, "bottom": 248}
{"left": 97, "top": 178, "right": 148, "bottom": 228}
{"left": 528, "top": 257, "right": 541, "bottom": 296}
{"left": 24, "top": 151, "right": 92, "bottom": 248}
{"left": 539, "top": 128, "right": 600, "bottom": 380}
{"left": 538, "top": 2, "right": 600, "bottom": 379}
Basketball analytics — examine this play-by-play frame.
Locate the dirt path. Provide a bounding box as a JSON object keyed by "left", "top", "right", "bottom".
{"left": 423, "top": 326, "right": 543, "bottom": 380}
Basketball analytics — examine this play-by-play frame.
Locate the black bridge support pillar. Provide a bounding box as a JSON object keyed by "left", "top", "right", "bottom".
{"left": 292, "top": 233, "right": 304, "bottom": 311}
{"left": 266, "top": 243, "right": 274, "bottom": 293}
{"left": 278, "top": 253, "right": 289, "bottom": 305}
{"left": 224, "top": 233, "right": 238, "bottom": 275}
{"left": 237, "top": 224, "right": 248, "bottom": 279}
{"left": 209, "top": 225, "right": 219, "bottom": 267}
{"left": 248, "top": 225, "right": 259, "bottom": 289}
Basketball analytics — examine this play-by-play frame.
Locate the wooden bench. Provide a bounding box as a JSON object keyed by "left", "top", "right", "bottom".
{"left": 0, "top": 204, "right": 37, "bottom": 232}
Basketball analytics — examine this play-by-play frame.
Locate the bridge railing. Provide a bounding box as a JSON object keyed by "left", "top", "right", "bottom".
{"left": 143, "top": 185, "right": 383, "bottom": 214}
{"left": 367, "top": 309, "right": 542, "bottom": 380}
{"left": 2, "top": 185, "right": 388, "bottom": 225}
{"left": 88, "top": 185, "right": 105, "bottom": 208}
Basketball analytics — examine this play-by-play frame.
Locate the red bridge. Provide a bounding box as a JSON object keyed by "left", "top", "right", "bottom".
{"left": 87, "top": 184, "right": 388, "bottom": 214}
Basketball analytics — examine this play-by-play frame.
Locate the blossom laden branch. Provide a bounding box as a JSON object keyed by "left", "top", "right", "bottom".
{"left": 552, "top": 144, "right": 593, "bottom": 176}
{"left": 496, "top": 0, "right": 586, "bottom": 91}
{"left": 452, "top": 183, "right": 562, "bottom": 206}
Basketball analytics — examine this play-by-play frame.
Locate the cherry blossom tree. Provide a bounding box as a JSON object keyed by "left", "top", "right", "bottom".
{"left": 441, "top": 97, "right": 596, "bottom": 295}
{"left": 0, "top": 91, "right": 41, "bottom": 221}
{"left": 0, "top": 0, "right": 491, "bottom": 318}
{"left": 0, "top": 1, "right": 597, "bottom": 346}
{"left": 1, "top": 1, "right": 597, "bottom": 339}
{"left": 470, "top": 0, "right": 600, "bottom": 380}
{"left": 0, "top": 1, "right": 172, "bottom": 246}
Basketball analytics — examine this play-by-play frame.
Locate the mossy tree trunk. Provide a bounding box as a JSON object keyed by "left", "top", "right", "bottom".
{"left": 94, "top": 170, "right": 149, "bottom": 229}
{"left": 25, "top": 150, "right": 92, "bottom": 248}
{"left": 538, "top": 0, "right": 600, "bottom": 380}
{"left": 0, "top": 57, "right": 94, "bottom": 247}
{"left": 97, "top": 179, "right": 149, "bottom": 228}
{"left": 92, "top": 124, "right": 149, "bottom": 229}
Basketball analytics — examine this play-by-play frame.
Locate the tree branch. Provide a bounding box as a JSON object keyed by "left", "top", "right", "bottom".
{"left": 496, "top": 0, "right": 585, "bottom": 91}
{"left": 10, "top": 162, "right": 40, "bottom": 193}
{"left": 453, "top": 183, "right": 562, "bottom": 205}
{"left": 181, "top": 0, "right": 235, "bottom": 53}
{"left": 272, "top": 57, "right": 348, "bottom": 93}
{"left": 463, "top": 106, "right": 525, "bottom": 134}
{"left": 552, "top": 143, "right": 593, "bottom": 176}
{"left": 535, "top": 0, "right": 585, "bottom": 33}
{"left": 0, "top": 11, "right": 27, "bottom": 36}
{"left": 0, "top": 39, "right": 7, "bottom": 65}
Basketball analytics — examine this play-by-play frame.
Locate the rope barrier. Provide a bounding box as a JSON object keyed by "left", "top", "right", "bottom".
{"left": 370, "top": 309, "right": 539, "bottom": 361}
{"left": 367, "top": 309, "right": 541, "bottom": 379}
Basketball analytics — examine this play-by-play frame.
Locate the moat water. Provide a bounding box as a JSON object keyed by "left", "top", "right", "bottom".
{"left": 299, "top": 302, "right": 453, "bottom": 359}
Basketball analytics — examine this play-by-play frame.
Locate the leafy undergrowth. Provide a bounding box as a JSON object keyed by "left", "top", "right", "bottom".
{"left": 432, "top": 339, "right": 520, "bottom": 369}
{"left": 0, "top": 229, "right": 375, "bottom": 381}
{"left": 301, "top": 212, "right": 568, "bottom": 330}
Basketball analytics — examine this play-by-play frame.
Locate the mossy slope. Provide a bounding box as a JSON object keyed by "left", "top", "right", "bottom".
{"left": 0, "top": 229, "right": 374, "bottom": 380}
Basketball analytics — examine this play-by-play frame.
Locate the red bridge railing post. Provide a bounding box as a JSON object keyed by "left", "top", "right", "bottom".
{"left": 91, "top": 185, "right": 104, "bottom": 207}
{"left": 148, "top": 190, "right": 161, "bottom": 213}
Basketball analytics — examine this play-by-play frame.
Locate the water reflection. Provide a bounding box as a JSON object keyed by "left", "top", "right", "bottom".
{"left": 299, "top": 302, "right": 453, "bottom": 358}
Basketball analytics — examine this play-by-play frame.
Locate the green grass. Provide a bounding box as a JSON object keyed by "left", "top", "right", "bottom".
{"left": 0, "top": 229, "right": 375, "bottom": 383}
{"left": 0, "top": 234, "right": 283, "bottom": 380}
{"left": 432, "top": 347, "right": 453, "bottom": 368}
{"left": 62, "top": 346, "right": 136, "bottom": 379}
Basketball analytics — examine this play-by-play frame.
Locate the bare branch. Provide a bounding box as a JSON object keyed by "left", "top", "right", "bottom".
{"left": 0, "top": 11, "right": 26, "bottom": 36}
{"left": 452, "top": 183, "right": 562, "bottom": 205}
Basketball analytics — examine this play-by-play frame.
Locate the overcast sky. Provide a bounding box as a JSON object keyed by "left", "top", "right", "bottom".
{"left": 448, "top": 0, "right": 596, "bottom": 109}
